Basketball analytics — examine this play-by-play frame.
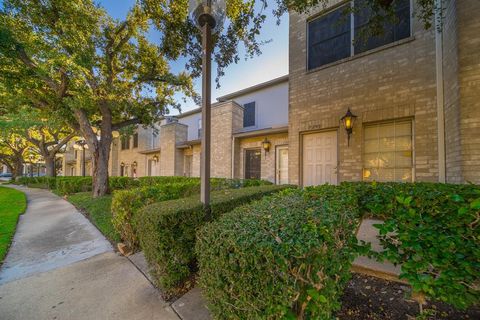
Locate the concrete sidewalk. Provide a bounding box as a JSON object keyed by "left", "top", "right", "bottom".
{"left": 0, "top": 185, "right": 179, "bottom": 320}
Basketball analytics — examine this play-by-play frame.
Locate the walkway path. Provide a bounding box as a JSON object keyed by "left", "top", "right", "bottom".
{"left": 0, "top": 185, "right": 179, "bottom": 320}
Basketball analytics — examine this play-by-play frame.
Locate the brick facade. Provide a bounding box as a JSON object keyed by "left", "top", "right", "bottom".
{"left": 289, "top": 1, "right": 448, "bottom": 185}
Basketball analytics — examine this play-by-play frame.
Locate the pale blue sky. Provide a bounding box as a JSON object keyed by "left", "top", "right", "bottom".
{"left": 99, "top": 0, "right": 289, "bottom": 113}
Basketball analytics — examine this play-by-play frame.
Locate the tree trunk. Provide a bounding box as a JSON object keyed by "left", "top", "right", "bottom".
{"left": 13, "top": 158, "right": 24, "bottom": 179}
{"left": 92, "top": 139, "right": 111, "bottom": 197}
{"left": 45, "top": 155, "right": 55, "bottom": 177}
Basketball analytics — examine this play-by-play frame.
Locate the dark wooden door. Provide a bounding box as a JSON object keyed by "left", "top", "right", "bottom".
{"left": 245, "top": 149, "right": 261, "bottom": 179}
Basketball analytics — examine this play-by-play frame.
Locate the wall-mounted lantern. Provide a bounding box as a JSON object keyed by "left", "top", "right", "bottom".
{"left": 341, "top": 108, "right": 357, "bottom": 147}
{"left": 152, "top": 155, "right": 159, "bottom": 162}
{"left": 262, "top": 138, "right": 271, "bottom": 153}
{"left": 132, "top": 161, "right": 138, "bottom": 168}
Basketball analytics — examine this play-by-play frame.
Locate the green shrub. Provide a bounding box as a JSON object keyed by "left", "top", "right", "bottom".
{"left": 109, "top": 176, "right": 140, "bottom": 190}
{"left": 196, "top": 185, "right": 361, "bottom": 319}
{"left": 135, "top": 184, "right": 292, "bottom": 295}
{"left": 138, "top": 176, "right": 199, "bottom": 186}
{"left": 111, "top": 181, "right": 201, "bottom": 250}
{"left": 56, "top": 177, "right": 93, "bottom": 194}
{"left": 360, "top": 182, "right": 480, "bottom": 310}
{"left": 16, "top": 176, "right": 140, "bottom": 194}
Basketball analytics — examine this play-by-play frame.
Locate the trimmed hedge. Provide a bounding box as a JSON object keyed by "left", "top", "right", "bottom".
{"left": 135, "top": 184, "right": 292, "bottom": 296}
{"left": 111, "top": 177, "right": 273, "bottom": 251}
{"left": 138, "top": 176, "right": 272, "bottom": 188}
{"left": 111, "top": 181, "right": 201, "bottom": 250}
{"left": 196, "top": 185, "right": 361, "bottom": 319}
{"left": 195, "top": 182, "right": 480, "bottom": 317}
{"left": 14, "top": 176, "right": 140, "bottom": 194}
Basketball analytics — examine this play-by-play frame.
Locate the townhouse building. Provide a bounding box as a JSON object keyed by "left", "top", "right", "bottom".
{"left": 63, "top": 76, "right": 290, "bottom": 184}
{"left": 62, "top": 0, "right": 480, "bottom": 186}
{"left": 289, "top": 0, "right": 479, "bottom": 186}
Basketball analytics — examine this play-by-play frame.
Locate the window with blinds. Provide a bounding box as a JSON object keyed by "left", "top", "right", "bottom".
{"left": 363, "top": 120, "right": 413, "bottom": 182}
{"left": 121, "top": 136, "right": 130, "bottom": 150}
{"left": 354, "top": 0, "right": 411, "bottom": 54}
{"left": 133, "top": 133, "right": 139, "bottom": 148}
{"left": 308, "top": 4, "right": 351, "bottom": 70}
{"left": 243, "top": 102, "right": 256, "bottom": 128}
{"left": 307, "top": 0, "right": 411, "bottom": 70}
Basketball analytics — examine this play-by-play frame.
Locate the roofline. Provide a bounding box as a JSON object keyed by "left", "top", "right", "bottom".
{"left": 159, "top": 74, "right": 289, "bottom": 120}
{"left": 233, "top": 126, "right": 288, "bottom": 138}
{"left": 217, "top": 75, "right": 289, "bottom": 102}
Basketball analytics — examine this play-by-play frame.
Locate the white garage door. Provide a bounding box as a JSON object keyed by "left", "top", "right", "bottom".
{"left": 303, "top": 131, "right": 338, "bottom": 186}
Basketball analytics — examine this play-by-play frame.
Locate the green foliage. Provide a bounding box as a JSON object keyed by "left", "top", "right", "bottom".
{"left": 111, "top": 181, "right": 201, "bottom": 250}
{"left": 196, "top": 185, "right": 361, "bottom": 319}
{"left": 15, "top": 176, "right": 140, "bottom": 194}
{"left": 66, "top": 192, "right": 120, "bottom": 243}
{"left": 135, "top": 184, "right": 291, "bottom": 296}
{"left": 112, "top": 177, "right": 272, "bottom": 251}
{"left": 0, "top": 186, "right": 26, "bottom": 263}
{"left": 358, "top": 182, "right": 480, "bottom": 310}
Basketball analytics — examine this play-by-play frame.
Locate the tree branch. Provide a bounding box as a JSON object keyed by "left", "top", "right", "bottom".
{"left": 112, "top": 118, "right": 140, "bottom": 130}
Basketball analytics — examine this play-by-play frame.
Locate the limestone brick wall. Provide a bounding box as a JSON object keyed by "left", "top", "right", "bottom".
{"left": 237, "top": 133, "right": 289, "bottom": 183}
{"left": 288, "top": 1, "right": 439, "bottom": 185}
{"left": 160, "top": 122, "right": 188, "bottom": 176}
{"left": 457, "top": 0, "right": 480, "bottom": 184}
{"left": 210, "top": 102, "right": 244, "bottom": 178}
{"left": 443, "top": 0, "right": 462, "bottom": 183}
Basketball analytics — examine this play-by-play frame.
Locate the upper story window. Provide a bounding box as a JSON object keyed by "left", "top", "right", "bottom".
{"left": 308, "top": 4, "right": 351, "bottom": 70}
{"left": 121, "top": 136, "right": 130, "bottom": 150}
{"left": 354, "top": 0, "right": 411, "bottom": 54}
{"left": 307, "top": 0, "right": 411, "bottom": 70}
{"left": 198, "top": 118, "right": 202, "bottom": 138}
{"left": 133, "top": 133, "right": 139, "bottom": 148}
{"left": 243, "top": 102, "right": 256, "bottom": 128}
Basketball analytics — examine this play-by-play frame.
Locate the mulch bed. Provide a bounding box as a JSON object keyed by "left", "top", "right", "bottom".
{"left": 336, "top": 273, "right": 480, "bottom": 319}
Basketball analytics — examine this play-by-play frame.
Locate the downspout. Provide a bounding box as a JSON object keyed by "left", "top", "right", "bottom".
{"left": 231, "top": 136, "right": 235, "bottom": 178}
{"left": 435, "top": 0, "right": 446, "bottom": 183}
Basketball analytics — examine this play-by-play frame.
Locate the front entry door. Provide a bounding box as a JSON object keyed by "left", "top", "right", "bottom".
{"left": 303, "top": 131, "right": 338, "bottom": 186}
{"left": 276, "top": 146, "right": 289, "bottom": 184}
{"left": 245, "top": 149, "right": 261, "bottom": 180}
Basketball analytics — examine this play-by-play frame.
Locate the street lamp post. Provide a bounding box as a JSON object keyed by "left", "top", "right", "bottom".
{"left": 74, "top": 140, "right": 88, "bottom": 177}
{"left": 189, "top": 0, "right": 225, "bottom": 209}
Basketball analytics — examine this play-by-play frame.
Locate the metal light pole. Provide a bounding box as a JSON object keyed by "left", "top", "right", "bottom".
{"left": 189, "top": 0, "right": 225, "bottom": 208}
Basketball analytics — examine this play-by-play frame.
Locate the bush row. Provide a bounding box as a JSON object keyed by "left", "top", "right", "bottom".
{"left": 15, "top": 176, "right": 139, "bottom": 194}
{"left": 196, "top": 182, "right": 480, "bottom": 318}
{"left": 111, "top": 181, "right": 201, "bottom": 250}
{"left": 196, "top": 185, "right": 361, "bottom": 319}
{"left": 135, "top": 184, "right": 292, "bottom": 297}
{"left": 111, "top": 177, "right": 273, "bottom": 251}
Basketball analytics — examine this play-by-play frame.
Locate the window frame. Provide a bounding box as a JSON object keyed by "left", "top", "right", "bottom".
{"left": 121, "top": 136, "right": 130, "bottom": 150}
{"left": 362, "top": 119, "right": 415, "bottom": 183}
{"left": 306, "top": 0, "right": 412, "bottom": 71}
{"left": 133, "top": 133, "right": 139, "bottom": 149}
{"left": 244, "top": 148, "right": 262, "bottom": 180}
{"left": 243, "top": 101, "right": 257, "bottom": 129}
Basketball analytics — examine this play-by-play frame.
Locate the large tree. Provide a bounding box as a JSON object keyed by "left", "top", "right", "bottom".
{"left": 141, "top": 0, "right": 437, "bottom": 85}
{"left": 0, "top": 131, "right": 29, "bottom": 179}
{"left": 0, "top": 0, "right": 196, "bottom": 196}
{"left": 0, "top": 109, "right": 76, "bottom": 176}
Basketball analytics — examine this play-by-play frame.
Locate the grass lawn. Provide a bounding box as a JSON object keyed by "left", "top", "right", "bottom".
{"left": 0, "top": 186, "right": 27, "bottom": 263}
{"left": 66, "top": 192, "right": 120, "bottom": 243}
